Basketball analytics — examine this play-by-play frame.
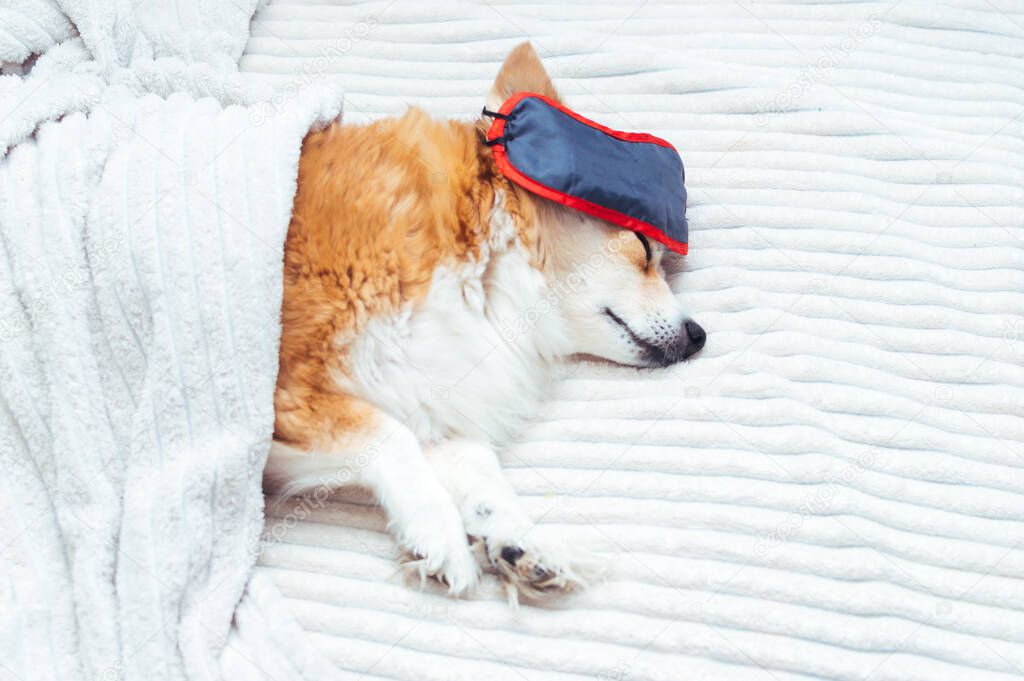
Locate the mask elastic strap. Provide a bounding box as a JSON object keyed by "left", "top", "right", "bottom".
{"left": 481, "top": 107, "right": 510, "bottom": 146}
{"left": 481, "top": 106, "right": 509, "bottom": 120}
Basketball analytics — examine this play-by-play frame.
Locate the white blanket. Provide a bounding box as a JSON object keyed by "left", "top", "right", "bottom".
{"left": 239, "top": 2, "right": 1024, "bottom": 680}
{"left": 0, "top": 2, "right": 340, "bottom": 680}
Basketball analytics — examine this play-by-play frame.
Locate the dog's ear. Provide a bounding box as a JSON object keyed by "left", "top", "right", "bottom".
{"left": 487, "top": 42, "right": 559, "bottom": 111}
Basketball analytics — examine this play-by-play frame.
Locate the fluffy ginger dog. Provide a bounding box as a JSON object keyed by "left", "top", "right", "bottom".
{"left": 266, "top": 43, "right": 704, "bottom": 601}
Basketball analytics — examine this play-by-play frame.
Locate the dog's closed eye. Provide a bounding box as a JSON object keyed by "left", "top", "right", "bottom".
{"left": 635, "top": 232, "right": 652, "bottom": 271}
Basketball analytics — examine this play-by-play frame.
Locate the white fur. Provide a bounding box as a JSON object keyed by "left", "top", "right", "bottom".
{"left": 336, "top": 195, "right": 571, "bottom": 445}
{"left": 266, "top": 420, "right": 481, "bottom": 595}
{"left": 424, "top": 439, "right": 604, "bottom": 603}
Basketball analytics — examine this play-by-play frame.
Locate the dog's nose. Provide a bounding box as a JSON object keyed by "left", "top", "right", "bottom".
{"left": 685, "top": 320, "right": 706, "bottom": 347}
{"left": 683, "top": 320, "right": 706, "bottom": 358}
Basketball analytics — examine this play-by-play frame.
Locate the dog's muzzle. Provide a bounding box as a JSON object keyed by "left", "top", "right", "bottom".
{"left": 657, "top": 318, "right": 705, "bottom": 365}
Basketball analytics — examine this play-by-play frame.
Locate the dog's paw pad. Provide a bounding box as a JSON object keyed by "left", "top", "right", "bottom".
{"left": 500, "top": 545, "right": 524, "bottom": 565}
{"left": 485, "top": 538, "right": 604, "bottom": 604}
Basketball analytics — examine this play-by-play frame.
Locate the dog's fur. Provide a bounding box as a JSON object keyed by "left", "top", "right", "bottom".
{"left": 266, "top": 43, "right": 704, "bottom": 601}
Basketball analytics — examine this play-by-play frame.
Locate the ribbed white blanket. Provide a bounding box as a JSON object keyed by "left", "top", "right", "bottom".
{"left": 239, "top": 2, "right": 1024, "bottom": 680}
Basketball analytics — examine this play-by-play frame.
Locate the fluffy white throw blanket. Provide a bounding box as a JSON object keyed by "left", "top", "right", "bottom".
{"left": 0, "top": 2, "right": 341, "bottom": 680}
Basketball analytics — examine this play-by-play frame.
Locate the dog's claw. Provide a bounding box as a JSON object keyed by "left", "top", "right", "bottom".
{"left": 399, "top": 543, "right": 479, "bottom": 596}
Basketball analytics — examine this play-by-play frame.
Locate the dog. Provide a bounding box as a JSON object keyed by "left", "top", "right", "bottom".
{"left": 265, "top": 42, "right": 705, "bottom": 601}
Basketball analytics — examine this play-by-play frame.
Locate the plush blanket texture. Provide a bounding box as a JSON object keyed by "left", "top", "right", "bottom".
{"left": 238, "top": 2, "right": 1024, "bottom": 680}
{"left": 0, "top": 2, "right": 340, "bottom": 680}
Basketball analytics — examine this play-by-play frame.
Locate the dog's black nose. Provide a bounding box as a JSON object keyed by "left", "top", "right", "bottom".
{"left": 684, "top": 320, "right": 706, "bottom": 349}
{"left": 681, "top": 320, "right": 706, "bottom": 360}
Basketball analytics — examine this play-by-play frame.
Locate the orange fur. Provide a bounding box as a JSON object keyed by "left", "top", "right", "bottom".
{"left": 274, "top": 108, "right": 537, "bottom": 447}
{"left": 275, "top": 41, "right": 560, "bottom": 451}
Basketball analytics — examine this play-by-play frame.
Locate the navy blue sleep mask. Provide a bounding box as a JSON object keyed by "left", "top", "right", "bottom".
{"left": 483, "top": 92, "right": 688, "bottom": 255}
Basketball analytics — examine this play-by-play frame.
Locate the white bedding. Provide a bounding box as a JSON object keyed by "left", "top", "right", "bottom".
{"left": 240, "top": 2, "right": 1024, "bottom": 679}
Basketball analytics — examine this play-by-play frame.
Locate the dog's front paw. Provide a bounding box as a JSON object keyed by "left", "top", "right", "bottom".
{"left": 480, "top": 534, "right": 605, "bottom": 604}
{"left": 395, "top": 512, "right": 479, "bottom": 595}
{"left": 401, "top": 544, "right": 479, "bottom": 595}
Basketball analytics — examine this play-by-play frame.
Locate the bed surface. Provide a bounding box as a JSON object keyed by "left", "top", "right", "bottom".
{"left": 240, "top": 2, "right": 1024, "bottom": 679}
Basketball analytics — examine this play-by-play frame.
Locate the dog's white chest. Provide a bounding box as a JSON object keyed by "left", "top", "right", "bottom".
{"left": 339, "top": 235, "right": 569, "bottom": 445}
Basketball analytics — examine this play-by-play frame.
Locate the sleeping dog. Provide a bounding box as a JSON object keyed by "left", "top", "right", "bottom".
{"left": 265, "top": 42, "right": 705, "bottom": 601}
